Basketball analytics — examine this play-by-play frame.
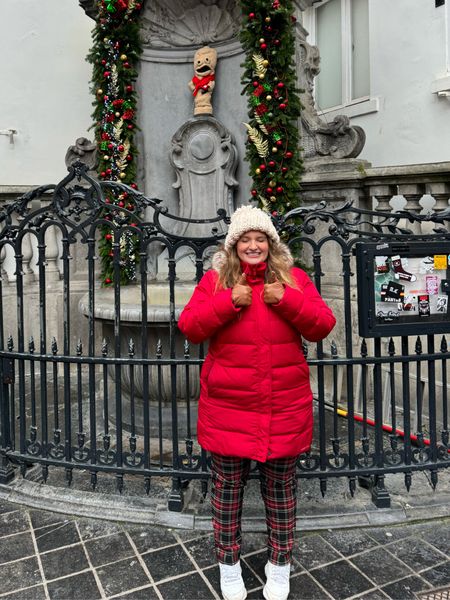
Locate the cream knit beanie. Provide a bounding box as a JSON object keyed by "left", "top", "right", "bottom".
{"left": 224, "top": 206, "right": 280, "bottom": 252}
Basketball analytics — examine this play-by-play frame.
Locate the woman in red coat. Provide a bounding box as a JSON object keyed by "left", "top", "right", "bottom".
{"left": 178, "top": 206, "right": 336, "bottom": 600}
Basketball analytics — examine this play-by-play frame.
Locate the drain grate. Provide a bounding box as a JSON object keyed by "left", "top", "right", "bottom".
{"left": 416, "top": 587, "right": 450, "bottom": 600}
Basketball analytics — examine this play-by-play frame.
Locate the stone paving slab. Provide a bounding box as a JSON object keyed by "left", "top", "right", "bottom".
{"left": 0, "top": 502, "right": 449, "bottom": 600}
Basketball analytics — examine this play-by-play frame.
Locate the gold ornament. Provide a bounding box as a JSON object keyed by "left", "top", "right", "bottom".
{"left": 97, "top": 88, "right": 103, "bottom": 95}
{"left": 262, "top": 59, "right": 269, "bottom": 67}
{"left": 103, "top": 155, "right": 110, "bottom": 161}
{"left": 270, "top": 196, "right": 277, "bottom": 202}
{"left": 265, "top": 16, "right": 271, "bottom": 23}
{"left": 115, "top": 111, "right": 121, "bottom": 117}
{"left": 119, "top": 172, "right": 126, "bottom": 179}
{"left": 252, "top": 53, "right": 268, "bottom": 79}
{"left": 269, "top": 180, "right": 276, "bottom": 187}
{"left": 255, "top": 168, "right": 261, "bottom": 175}
{"left": 259, "top": 38, "right": 265, "bottom": 44}
{"left": 272, "top": 147, "right": 278, "bottom": 153}
{"left": 266, "top": 95, "right": 272, "bottom": 101}
{"left": 120, "top": 54, "right": 128, "bottom": 61}
{"left": 259, "top": 74, "right": 265, "bottom": 80}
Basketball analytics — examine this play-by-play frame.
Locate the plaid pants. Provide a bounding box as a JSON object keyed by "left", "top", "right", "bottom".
{"left": 210, "top": 453, "right": 298, "bottom": 566}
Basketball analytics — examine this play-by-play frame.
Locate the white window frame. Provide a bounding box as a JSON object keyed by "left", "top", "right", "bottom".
{"left": 303, "top": 0, "right": 379, "bottom": 119}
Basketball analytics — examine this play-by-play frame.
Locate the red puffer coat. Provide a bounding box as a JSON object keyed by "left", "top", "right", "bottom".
{"left": 178, "top": 259, "right": 336, "bottom": 462}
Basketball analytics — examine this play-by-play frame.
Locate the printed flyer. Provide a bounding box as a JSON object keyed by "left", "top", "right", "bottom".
{"left": 374, "top": 252, "right": 449, "bottom": 323}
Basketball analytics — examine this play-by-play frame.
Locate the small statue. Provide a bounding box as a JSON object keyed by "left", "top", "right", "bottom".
{"left": 65, "top": 137, "right": 98, "bottom": 173}
{"left": 188, "top": 46, "right": 217, "bottom": 116}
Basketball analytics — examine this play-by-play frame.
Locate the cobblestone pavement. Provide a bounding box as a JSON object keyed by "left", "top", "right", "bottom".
{"left": 0, "top": 497, "right": 449, "bottom": 600}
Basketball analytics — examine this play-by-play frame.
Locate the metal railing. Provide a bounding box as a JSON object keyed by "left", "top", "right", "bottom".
{"left": 0, "top": 162, "right": 448, "bottom": 511}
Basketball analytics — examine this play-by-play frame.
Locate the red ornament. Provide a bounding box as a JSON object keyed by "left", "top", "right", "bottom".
{"left": 259, "top": 164, "right": 267, "bottom": 171}
{"left": 130, "top": 183, "right": 138, "bottom": 189}
{"left": 253, "top": 84, "right": 264, "bottom": 97}
{"left": 106, "top": 168, "right": 112, "bottom": 175}
{"left": 279, "top": 103, "right": 287, "bottom": 110}
{"left": 100, "top": 171, "right": 106, "bottom": 178}
{"left": 282, "top": 167, "right": 288, "bottom": 174}
{"left": 101, "top": 133, "right": 110, "bottom": 140}
{"left": 260, "top": 43, "right": 267, "bottom": 50}
{"left": 251, "top": 189, "right": 258, "bottom": 196}
{"left": 122, "top": 192, "right": 128, "bottom": 199}
{"left": 268, "top": 160, "right": 276, "bottom": 168}
{"left": 101, "top": 59, "right": 106, "bottom": 66}
{"left": 130, "top": 222, "right": 137, "bottom": 227}
{"left": 276, "top": 186, "right": 284, "bottom": 194}
{"left": 107, "top": 143, "right": 114, "bottom": 150}
{"left": 285, "top": 151, "right": 293, "bottom": 159}
{"left": 127, "top": 124, "right": 134, "bottom": 130}
{"left": 266, "top": 187, "right": 273, "bottom": 194}
{"left": 126, "top": 85, "right": 133, "bottom": 93}
{"left": 118, "top": 144, "right": 124, "bottom": 152}
{"left": 135, "top": 3, "right": 142, "bottom": 9}
{"left": 118, "top": 201, "right": 125, "bottom": 208}
{"left": 105, "top": 278, "right": 112, "bottom": 284}
{"left": 272, "top": 211, "right": 278, "bottom": 216}
{"left": 277, "top": 82, "right": 285, "bottom": 89}
{"left": 248, "top": 12, "right": 256, "bottom": 19}
{"left": 253, "top": 81, "right": 259, "bottom": 87}
{"left": 126, "top": 154, "right": 132, "bottom": 162}
{"left": 274, "top": 39, "right": 281, "bottom": 46}
{"left": 103, "top": 71, "right": 111, "bottom": 78}
{"left": 122, "top": 109, "right": 134, "bottom": 120}
{"left": 123, "top": 62, "right": 130, "bottom": 69}
{"left": 276, "top": 140, "right": 283, "bottom": 147}
{"left": 105, "top": 233, "right": 112, "bottom": 240}
{"left": 255, "top": 103, "right": 268, "bottom": 116}
{"left": 103, "top": 95, "right": 109, "bottom": 101}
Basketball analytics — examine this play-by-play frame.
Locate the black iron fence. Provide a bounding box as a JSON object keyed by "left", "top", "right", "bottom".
{"left": 0, "top": 162, "right": 449, "bottom": 511}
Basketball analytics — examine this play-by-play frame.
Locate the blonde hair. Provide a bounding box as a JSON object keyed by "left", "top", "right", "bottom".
{"left": 215, "top": 238, "right": 297, "bottom": 290}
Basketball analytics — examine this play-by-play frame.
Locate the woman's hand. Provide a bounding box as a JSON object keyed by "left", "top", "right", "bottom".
{"left": 264, "top": 272, "right": 285, "bottom": 304}
{"left": 232, "top": 273, "right": 252, "bottom": 307}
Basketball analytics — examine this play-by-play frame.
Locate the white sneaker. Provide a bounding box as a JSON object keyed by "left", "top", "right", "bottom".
{"left": 219, "top": 561, "right": 247, "bottom": 600}
{"left": 263, "top": 561, "right": 291, "bottom": 600}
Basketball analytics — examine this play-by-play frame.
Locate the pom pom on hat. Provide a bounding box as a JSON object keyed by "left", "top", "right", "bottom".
{"left": 224, "top": 206, "right": 280, "bottom": 252}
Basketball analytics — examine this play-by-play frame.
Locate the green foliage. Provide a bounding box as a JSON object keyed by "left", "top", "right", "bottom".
{"left": 86, "top": 0, "right": 143, "bottom": 285}
{"left": 239, "top": 0, "right": 303, "bottom": 223}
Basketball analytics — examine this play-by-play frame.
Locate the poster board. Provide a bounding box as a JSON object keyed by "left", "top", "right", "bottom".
{"left": 355, "top": 241, "right": 450, "bottom": 338}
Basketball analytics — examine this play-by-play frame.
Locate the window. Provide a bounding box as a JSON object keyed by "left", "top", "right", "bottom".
{"left": 304, "top": 0, "right": 370, "bottom": 112}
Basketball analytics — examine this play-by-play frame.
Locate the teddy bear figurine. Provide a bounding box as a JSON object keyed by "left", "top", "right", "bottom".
{"left": 189, "top": 46, "right": 218, "bottom": 116}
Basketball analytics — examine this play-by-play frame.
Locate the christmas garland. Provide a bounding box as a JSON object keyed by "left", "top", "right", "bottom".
{"left": 87, "top": 0, "right": 143, "bottom": 285}
{"left": 87, "top": 0, "right": 302, "bottom": 284}
{"left": 240, "top": 0, "right": 303, "bottom": 218}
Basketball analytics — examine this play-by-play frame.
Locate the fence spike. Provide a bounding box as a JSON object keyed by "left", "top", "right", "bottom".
{"left": 76, "top": 339, "right": 83, "bottom": 355}
{"left": 29, "top": 337, "right": 35, "bottom": 353}
{"left": 7, "top": 335, "right": 14, "bottom": 351}
{"left": 404, "top": 472, "right": 412, "bottom": 492}
{"left": 302, "top": 341, "right": 308, "bottom": 358}
{"left": 440, "top": 335, "right": 448, "bottom": 353}
{"left": 65, "top": 468, "right": 73, "bottom": 487}
{"left": 156, "top": 339, "right": 162, "bottom": 358}
{"left": 430, "top": 469, "right": 438, "bottom": 490}
{"left": 360, "top": 338, "right": 367, "bottom": 357}
{"left": 388, "top": 337, "right": 395, "bottom": 355}
{"left": 51, "top": 337, "right": 58, "bottom": 355}
{"left": 330, "top": 340, "right": 338, "bottom": 358}
{"left": 415, "top": 336, "right": 422, "bottom": 354}
{"left": 349, "top": 476, "right": 356, "bottom": 497}
{"left": 184, "top": 339, "right": 190, "bottom": 358}
{"left": 319, "top": 478, "right": 327, "bottom": 498}
{"left": 101, "top": 339, "right": 108, "bottom": 356}
{"left": 128, "top": 338, "right": 135, "bottom": 356}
